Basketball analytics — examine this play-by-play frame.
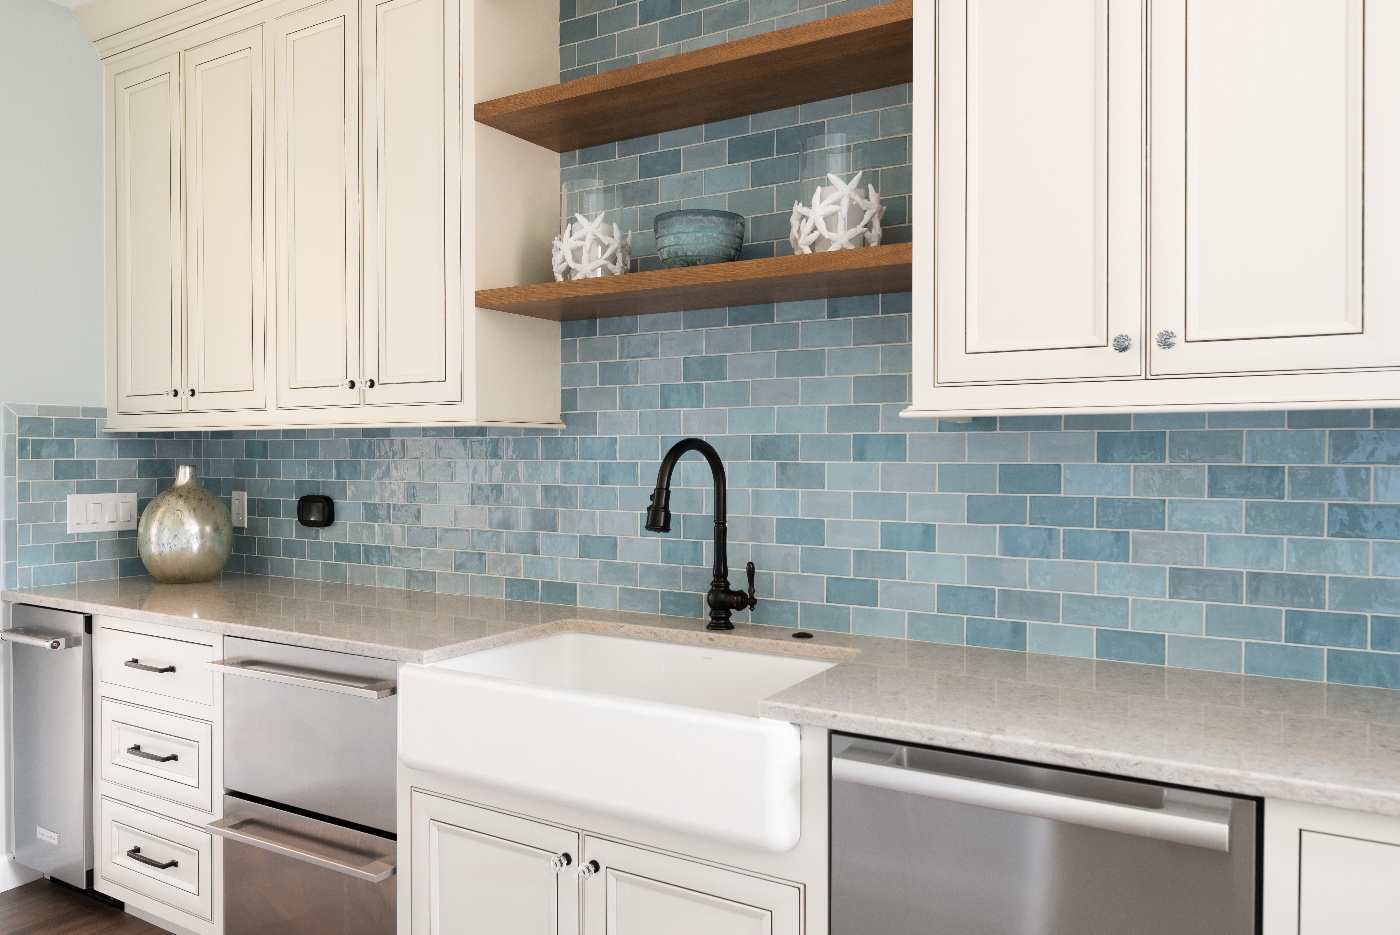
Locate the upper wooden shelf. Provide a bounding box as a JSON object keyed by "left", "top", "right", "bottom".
{"left": 476, "top": 243, "right": 912, "bottom": 322}
{"left": 475, "top": 1, "right": 914, "bottom": 153}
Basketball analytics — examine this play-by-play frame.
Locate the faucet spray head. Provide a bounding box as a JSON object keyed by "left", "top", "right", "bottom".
{"left": 645, "top": 487, "right": 672, "bottom": 533}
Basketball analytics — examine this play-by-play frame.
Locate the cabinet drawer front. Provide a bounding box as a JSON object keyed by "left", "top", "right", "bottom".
{"left": 100, "top": 797, "right": 214, "bottom": 920}
{"left": 99, "top": 628, "right": 216, "bottom": 705}
{"left": 101, "top": 699, "right": 213, "bottom": 811}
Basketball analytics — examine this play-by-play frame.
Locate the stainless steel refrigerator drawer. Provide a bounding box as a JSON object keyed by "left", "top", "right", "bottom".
{"left": 211, "top": 795, "right": 396, "bottom": 935}
{"left": 98, "top": 627, "right": 217, "bottom": 706}
{"left": 100, "top": 698, "right": 213, "bottom": 811}
{"left": 100, "top": 796, "right": 214, "bottom": 921}
{"left": 220, "top": 636, "right": 397, "bottom": 832}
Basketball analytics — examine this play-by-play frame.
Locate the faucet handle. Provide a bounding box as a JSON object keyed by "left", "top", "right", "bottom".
{"left": 744, "top": 562, "right": 758, "bottom": 610}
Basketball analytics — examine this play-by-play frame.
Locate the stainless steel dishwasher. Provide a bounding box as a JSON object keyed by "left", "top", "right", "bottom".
{"left": 5, "top": 604, "right": 92, "bottom": 890}
{"left": 831, "top": 734, "right": 1258, "bottom": 935}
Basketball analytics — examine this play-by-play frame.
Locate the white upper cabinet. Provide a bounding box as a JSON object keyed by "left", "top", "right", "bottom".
{"left": 272, "top": 0, "right": 362, "bottom": 410}
{"left": 932, "top": 0, "right": 1144, "bottom": 386}
{"left": 912, "top": 0, "right": 1400, "bottom": 418}
{"left": 182, "top": 21, "right": 267, "bottom": 413}
{"left": 110, "top": 54, "right": 183, "bottom": 416}
{"left": 1149, "top": 0, "right": 1400, "bottom": 377}
{"left": 360, "top": 0, "right": 464, "bottom": 408}
{"left": 98, "top": 0, "right": 562, "bottom": 431}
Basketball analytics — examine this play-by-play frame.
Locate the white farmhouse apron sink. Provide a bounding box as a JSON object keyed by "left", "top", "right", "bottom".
{"left": 398, "top": 632, "right": 833, "bottom": 853}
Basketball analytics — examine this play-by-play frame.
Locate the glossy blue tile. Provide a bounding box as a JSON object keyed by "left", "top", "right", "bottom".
{"left": 1330, "top": 430, "right": 1400, "bottom": 464}
{"left": 998, "top": 464, "right": 1061, "bottom": 494}
{"left": 1169, "top": 431, "right": 1242, "bottom": 463}
{"left": 1167, "top": 636, "right": 1242, "bottom": 673}
{"left": 1329, "top": 576, "right": 1400, "bottom": 614}
{"left": 1327, "top": 650, "right": 1400, "bottom": 689}
{"left": 966, "top": 617, "right": 1027, "bottom": 650}
{"left": 1245, "top": 642, "right": 1325, "bottom": 680}
{"left": 1063, "top": 529, "right": 1130, "bottom": 563}
{"left": 1245, "top": 501, "right": 1324, "bottom": 537}
{"left": 1062, "top": 594, "right": 1130, "bottom": 629}
{"left": 1205, "top": 604, "right": 1282, "bottom": 642}
{"left": 1288, "top": 466, "right": 1371, "bottom": 501}
{"left": 937, "top": 585, "right": 996, "bottom": 617}
{"left": 1096, "top": 498, "right": 1166, "bottom": 531}
{"left": 1000, "top": 526, "right": 1059, "bottom": 559}
{"left": 1208, "top": 465, "right": 1285, "bottom": 500}
{"left": 879, "top": 522, "right": 938, "bottom": 552}
{"left": 1285, "top": 609, "right": 1368, "bottom": 649}
{"left": 1169, "top": 567, "right": 1242, "bottom": 604}
{"left": 1329, "top": 503, "right": 1400, "bottom": 539}
{"left": 1097, "top": 432, "right": 1166, "bottom": 463}
{"left": 1096, "top": 630, "right": 1166, "bottom": 665}
{"left": 1029, "top": 496, "right": 1095, "bottom": 528}
{"left": 1246, "top": 571, "right": 1326, "bottom": 609}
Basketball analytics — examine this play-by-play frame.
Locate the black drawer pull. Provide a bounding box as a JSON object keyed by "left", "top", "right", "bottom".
{"left": 126, "top": 846, "right": 178, "bottom": 870}
{"left": 125, "top": 658, "right": 175, "bottom": 674}
{"left": 126, "top": 744, "right": 178, "bottom": 763}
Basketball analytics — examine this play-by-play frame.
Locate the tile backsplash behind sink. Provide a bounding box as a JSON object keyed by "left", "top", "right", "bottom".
{"left": 8, "top": 293, "right": 1400, "bottom": 690}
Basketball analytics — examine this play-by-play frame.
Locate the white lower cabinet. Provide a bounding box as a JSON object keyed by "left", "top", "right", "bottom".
{"left": 92, "top": 616, "right": 223, "bottom": 935}
{"left": 410, "top": 791, "right": 803, "bottom": 935}
{"left": 411, "top": 792, "right": 580, "bottom": 935}
{"left": 581, "top": 836, "right": 801, "bottom": 935}
{"left": 1265, "top": 799, "right": 1400, "bottom": 935}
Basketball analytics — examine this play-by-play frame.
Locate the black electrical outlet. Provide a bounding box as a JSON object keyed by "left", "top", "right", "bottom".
{"left": 297, "top": 494, "right": 335, "bottom": 528}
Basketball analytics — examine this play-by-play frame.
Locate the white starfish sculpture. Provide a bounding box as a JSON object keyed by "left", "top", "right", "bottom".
{"left": 552, "top": 211, "right": 632, "bottom": 281}
{"left": 789, "top": 170, "right": 885, "bottom": 254}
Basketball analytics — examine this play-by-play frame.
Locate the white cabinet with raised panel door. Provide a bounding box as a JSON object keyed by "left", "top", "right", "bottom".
{"left": 271, "top": 0, "right": 361, "bottom": 410}
{"left": 910, "top": 0, "right": 1400, "bottom": 418}
{"left": 99, "top": 0, "right": 561, "bottom": 431}
{"left": 581, "top": 836, "right": 802, "bottom": 935}
{"left": 410, "top": 792, "right": 580, "bottom": 935}
{"left": 1264, "top": 799, "right": 1400, "bottom": 935}
{"left": 408, "top": 791, "right": 802, "bottom": 935}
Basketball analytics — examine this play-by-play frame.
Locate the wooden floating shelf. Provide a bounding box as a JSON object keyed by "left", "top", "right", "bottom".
{"left": 475, "top": 0, "right": 914, "bottom": 152}
{"left": 476, "top": 243, "right": 912, "bottom": 322}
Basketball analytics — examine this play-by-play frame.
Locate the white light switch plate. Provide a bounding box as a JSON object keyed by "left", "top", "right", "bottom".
{"left": 66, "top": 493, "right": 138, "bottom": 534}
{"left": 231, "top": 491, "right": 248, "bottom": 528}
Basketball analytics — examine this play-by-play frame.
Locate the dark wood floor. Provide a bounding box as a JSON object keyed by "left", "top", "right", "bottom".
{"left": 0, "top": 880, "right": 161, "bottom": 935}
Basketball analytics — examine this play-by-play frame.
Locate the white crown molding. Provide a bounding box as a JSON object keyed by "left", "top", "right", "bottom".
{"left": 74, "top": 0, "right": 257, "bottom": 57}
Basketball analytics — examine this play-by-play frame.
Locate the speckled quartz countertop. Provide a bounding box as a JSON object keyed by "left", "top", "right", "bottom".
{"left": 7, "top": 574, "right": 1400, "bottom": 816}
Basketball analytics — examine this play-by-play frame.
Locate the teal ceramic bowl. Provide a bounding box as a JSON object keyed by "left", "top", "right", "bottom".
{"left": 654, "top": 210, "right": 745, "bottom": 268}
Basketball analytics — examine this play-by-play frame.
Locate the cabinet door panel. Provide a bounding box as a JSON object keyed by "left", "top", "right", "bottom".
{"left": 410, "top": 793, "right": 579, "bottom": 935}
{"left": 273, "top": 0, "right": 361, "bottom": 409}
{"left": 361, "top": 0, "right": 463, "bottom": 406}
{"left": 582, "top": 837, "right": 800, "bottom": 935}
{"left": 1299, "top": 831, "right": 1400, "bottom": 934}
{"left": 1151, "top": 0, "right": 1400, "bottom": 375}
{"left": 183, "top": 24, "right": 267, "bottom": 411}
{"left": 112, "top": 55, "right": 183, "bottom": 415}
{"left": 934, "top": 0, "right": 1144, "bottom": 385}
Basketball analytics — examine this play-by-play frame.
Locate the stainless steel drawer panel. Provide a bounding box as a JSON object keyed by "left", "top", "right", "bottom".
{"left": 213, "top": 795, "right": 396, "bottom": 935}
{"left": 221, "top": 637, "right": 397, "bottom": 832}
{"left": 100, "top": 797, "right": 213, "bottom": 921}
{"left": 99, "top": 627, "right": 216, "bottom": 705}
{"left": 101, "top": 699, "right": 212, "bottom": 811}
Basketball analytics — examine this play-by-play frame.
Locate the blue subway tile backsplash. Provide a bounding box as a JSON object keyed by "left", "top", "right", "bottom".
{"left": 10, "top": 295, "right": 1400, "bottom": 692}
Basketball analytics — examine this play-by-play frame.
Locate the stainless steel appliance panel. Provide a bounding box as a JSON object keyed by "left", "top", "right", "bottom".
{"left": 831, "top": 735, "right": 1257, "bottom": 935}
{"left": 8, "top": 605, "right": 92, "bottom": 888}
{"left": 213, "top": 795, "right": 395, "bottom": 935}
{"left": 221, "top": 637, "right": 397, "bottom": 832}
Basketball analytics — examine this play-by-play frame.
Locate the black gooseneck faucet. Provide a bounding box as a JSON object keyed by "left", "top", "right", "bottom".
{"left": 644, "top": 438, "right": 757, "bottom": 630}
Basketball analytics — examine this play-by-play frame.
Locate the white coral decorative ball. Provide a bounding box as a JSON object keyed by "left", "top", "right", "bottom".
{"left": 552, "top": 212, "right": 632, "bottom": 281}
{"left": 789, "top": 170, "right": 886, "bottom": 254}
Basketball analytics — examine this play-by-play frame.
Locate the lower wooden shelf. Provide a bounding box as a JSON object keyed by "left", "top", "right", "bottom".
{"left": 475, "top": 243, "right": 913, "bottom": 322}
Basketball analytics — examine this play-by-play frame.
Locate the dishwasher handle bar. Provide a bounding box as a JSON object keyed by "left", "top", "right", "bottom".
{"left": 207, "top": 816, "right": 395, "bottom": 882}
{"left": 207, "top": 658, "right": 396, "bottom": 699}
{"left": 832, "top": 750, "right": 1232, "bottom": 852}
{"left": 1, "top": 628, "right": 82, "bottom": 650}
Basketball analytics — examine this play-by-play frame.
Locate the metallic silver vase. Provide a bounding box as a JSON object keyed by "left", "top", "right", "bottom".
{"left": 137, "top": 465, "right": 233, "bottom": 584}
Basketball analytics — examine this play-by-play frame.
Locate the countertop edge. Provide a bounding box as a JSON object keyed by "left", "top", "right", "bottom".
{"left": 761, "top": 699, "right": 1400, "bottom": 818}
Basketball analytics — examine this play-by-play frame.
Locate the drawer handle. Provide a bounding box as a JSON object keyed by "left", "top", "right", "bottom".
{"left": 207, "top": 816, "right": 395, "bottom": 882}
{"left": 207, "top": 658, "right": 396, "bottom": 699}
{"left": 125, "top": 658, "right": 176, "bottom": 674}
{"left": 1, "top": 629, "right": 81, "bottom": 650}
{"left": 126, "top": 847, "right": 178, "bottom": 870}
{"left": 126, "top": 744, "right": 178, "bottom": 763}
